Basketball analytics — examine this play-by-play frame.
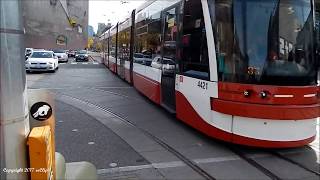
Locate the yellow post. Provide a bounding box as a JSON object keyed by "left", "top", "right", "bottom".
{"left": 27, "top": 126, "right": 54, "bottom": 180}
{"left": 28, "top": 90, "right": 57, "bottom": 179}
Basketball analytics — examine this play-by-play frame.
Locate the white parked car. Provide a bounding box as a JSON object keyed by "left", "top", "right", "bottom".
{"left": 151, "top": 56, "right": 162, "bottom": 69}
{"left": 53, "top": 49, "right": 68, "bottom": 63}
{"left": 151, "top": 55, "right": 175, "bottom": 71}
{"left": 133, "top": 53, "right": 145, "bottom": 64}
{"left": 25, "top": 50, "right": 59, "bottom": 73}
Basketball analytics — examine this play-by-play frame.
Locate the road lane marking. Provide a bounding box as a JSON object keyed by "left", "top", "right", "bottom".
{"left": 97, "top": 165, "right": 153, "bottom": 174}
{"left": 97, "top": 155, "right": 263, "bottom": 175}
{"left": 89, "top": 56, "right": 95, "bottom": 62}
{"left": 193, "top": 155, "right": 241, "bottom": 164}
{"left": 82, "top": 62, "right": 88, "bottom": 64}
{"left": 56, "top": 93, "right": 319, "bottom": 176}
{"left": 97, "top": 150, "right": 316, "bottom": 175}
{"left": 71, "top": 62, "right": 77, "bottom": 64}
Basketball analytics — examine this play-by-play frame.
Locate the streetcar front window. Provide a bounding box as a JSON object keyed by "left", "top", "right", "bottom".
{"left": 210, "top": 0, "right": 317, "bottom": 85}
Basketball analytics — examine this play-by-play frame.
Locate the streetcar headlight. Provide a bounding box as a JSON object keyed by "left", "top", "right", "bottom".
{"left": 260, "top": 91, "right": 268, "bottom": 99}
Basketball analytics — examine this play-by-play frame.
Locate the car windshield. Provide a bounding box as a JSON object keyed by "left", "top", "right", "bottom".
{"left": 134, "top": 53, "right": 144, "bottom": 58}
{"left": 31, "top": 52, "right": 53, "bottom": 58}
{"left": 53, "top": 49, "right": 65, "bottom": 53}
{"left": 77, "top": 50, "right": 87, "bottom": 54}
{"left": 144, "top": 54, "right": 152, "bottom": 58}
{"left": 210, "top": 0, "right": 317, "bottom": 86}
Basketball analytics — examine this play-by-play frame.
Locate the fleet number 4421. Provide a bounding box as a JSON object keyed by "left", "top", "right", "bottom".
{"left": 197, "top": 81, "right": 208, "bottom": 90}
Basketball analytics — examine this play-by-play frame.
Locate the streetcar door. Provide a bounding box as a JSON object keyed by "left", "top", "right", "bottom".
{"left": 161, "top": 5, "right": 179, "bottom": 112}
{"left": 118, "top": 43, "right": 125, "bottom": 79}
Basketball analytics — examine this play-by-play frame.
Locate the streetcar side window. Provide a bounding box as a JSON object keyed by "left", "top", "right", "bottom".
{"left": 180, "top": 0, "right": 209, "bottom": 80}
{"left": 110, "top": 27, "right": 117, "bottom": 58}
{"left": 107, "top": 37, "right": 110, "bottom": 57}
{"left": 134, "top": 0, "right": 180, "bottom": 67}
{"left": 105, "top": 35, "right": 109, "bottom": 57}
{"left": 134, "top": 3, "right": 163, "bottom": 67}
{"left": 118, "top": 21, "right": 131, "bottom": 63}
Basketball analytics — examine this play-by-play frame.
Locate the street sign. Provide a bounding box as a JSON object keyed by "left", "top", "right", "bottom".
{"left": 30, "top": 102, "right": 52, "bottom": 121}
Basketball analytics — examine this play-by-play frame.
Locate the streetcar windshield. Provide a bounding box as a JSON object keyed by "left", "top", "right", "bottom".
{"left": 210, "top": 0, "right": 317, "bottom": 85}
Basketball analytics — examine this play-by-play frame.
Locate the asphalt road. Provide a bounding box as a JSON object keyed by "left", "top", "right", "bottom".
{"left": 26, "top": 54, "right": 320, "bottom": 180}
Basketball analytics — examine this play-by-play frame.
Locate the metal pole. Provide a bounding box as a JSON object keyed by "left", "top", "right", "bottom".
{"left": 0, "top": 0, "right": 30, "bottom": 179}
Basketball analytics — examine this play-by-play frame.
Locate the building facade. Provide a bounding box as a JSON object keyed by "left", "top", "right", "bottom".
{"left": 23, "top": 0, "right": 88, "bottom": 50}
{"left": 88, "top": 25, "right": 95, "bottom": 37}
{"left": 97, "top": 23, "right": 107, "bottom": 36}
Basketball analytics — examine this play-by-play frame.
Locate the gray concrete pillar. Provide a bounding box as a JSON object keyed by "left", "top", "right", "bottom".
{"left": 0, "top": 0, "right": 30, "bottom": 179}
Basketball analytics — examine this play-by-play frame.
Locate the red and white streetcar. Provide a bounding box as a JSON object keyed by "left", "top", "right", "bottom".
{"left": 100, "top": 0, "right": 319, "bottom": 148}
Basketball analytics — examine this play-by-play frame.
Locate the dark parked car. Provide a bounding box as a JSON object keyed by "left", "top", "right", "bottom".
{"left": 75, "top": 50, "right": 89, "bottom": 61}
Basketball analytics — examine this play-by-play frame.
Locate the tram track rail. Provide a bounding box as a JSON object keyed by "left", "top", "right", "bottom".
{"left": 268, "top": 150, "right": 320, "bottom": 177}
{"left": 226, "top": 145, "right": 320, "bottom": 180}
{"left": 89, "top": 87, "right": 144, "bottom": 102}
{"left": 227, "top": 146, "right": 283, "bottom": 180}
{"left": 56, "top": 92, "right": 216, "bottom": 180}
{"left": 55, "top": 90, "right": 320, "bottom": 180}
{"left": 97, "top": 84, "right": 320, "bottom": 179}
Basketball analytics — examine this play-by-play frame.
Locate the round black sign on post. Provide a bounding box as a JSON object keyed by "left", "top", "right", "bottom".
{"left": 30, "top": 102, "right": 53, "bottom": 121}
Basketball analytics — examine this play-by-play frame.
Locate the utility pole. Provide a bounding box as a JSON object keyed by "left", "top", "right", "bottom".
{"left": 0, "top": 0, "right": 30, "bottom": 179}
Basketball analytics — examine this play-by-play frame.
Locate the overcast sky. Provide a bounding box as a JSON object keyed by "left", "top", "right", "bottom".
{"left": 89, "top": 0, "right": 145, "bottom": 32}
